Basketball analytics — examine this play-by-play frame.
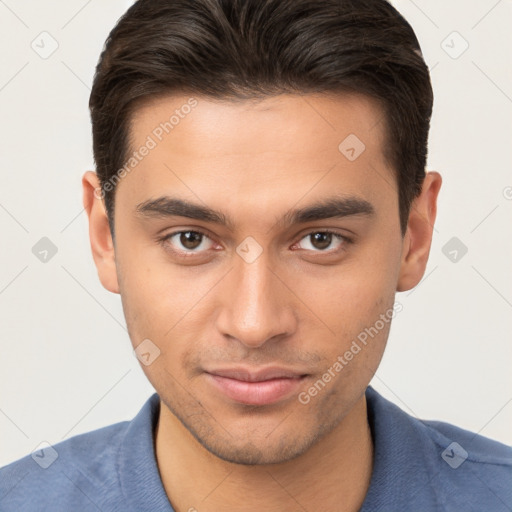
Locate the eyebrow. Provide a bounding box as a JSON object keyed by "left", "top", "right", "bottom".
{"left": 281, "top": 196, "right": 375, "bottom": 226}
{"left": 136, "top": 196, "right": 232, "bottom": 228}
{"left": 135, "top": 195, "right": 375, "bottom": 229}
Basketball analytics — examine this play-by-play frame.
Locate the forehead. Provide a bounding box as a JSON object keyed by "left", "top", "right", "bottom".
{"left": 119, "top": 92, "right": 395, "bottom": 219}
{"left": 129, "top": 91, "right": 386, "bottom": 157}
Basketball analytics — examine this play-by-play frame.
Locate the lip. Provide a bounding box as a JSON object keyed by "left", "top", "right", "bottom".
{"left": 204, "top": 367, "right": 308, "bottom": 406}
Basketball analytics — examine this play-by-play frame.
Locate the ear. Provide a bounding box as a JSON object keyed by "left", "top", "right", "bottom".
{"left": 396, "top": 171, "right": 442, "bottom": 292}
{"left": 82, "top": 171, "right": 120, "bottom": 294}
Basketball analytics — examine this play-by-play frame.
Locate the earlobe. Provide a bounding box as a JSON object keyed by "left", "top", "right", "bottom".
{"left": 396, "top": 171, "right": 442, "bottom": 292}
{"left": 82, "top": 171, "right": 120, "bottom": 294}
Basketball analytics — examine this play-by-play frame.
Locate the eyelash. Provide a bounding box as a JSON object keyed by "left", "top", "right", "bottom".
{"left": 158, "top": 229, "right": 218, "bottom": 257}
{"left": 158, "top": 229, "right": 353, "bottom": 257}
{"left": 298, "top": 229, "right": 353, "bottom": 252}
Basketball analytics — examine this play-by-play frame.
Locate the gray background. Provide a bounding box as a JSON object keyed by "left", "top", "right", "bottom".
{"left": 0, "top": 0, "right": 511, "bottom": 467}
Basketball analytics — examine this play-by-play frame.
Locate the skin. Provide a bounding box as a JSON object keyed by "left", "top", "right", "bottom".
{"left": 82, "top": 92, "right": 441, "bottom": 512}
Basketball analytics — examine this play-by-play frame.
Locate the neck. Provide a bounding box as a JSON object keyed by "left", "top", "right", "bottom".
{"left": 155, "top": 394, "right": 373, "bottom": 512}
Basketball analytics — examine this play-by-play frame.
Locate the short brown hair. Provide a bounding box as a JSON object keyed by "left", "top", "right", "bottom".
{"left": 89, "top": 0, "right": 433, "bottom": 237}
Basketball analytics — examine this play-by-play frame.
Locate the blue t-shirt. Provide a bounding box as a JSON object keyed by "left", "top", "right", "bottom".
{"left": 1, "top": 386, "right": 511, "bottom": 511}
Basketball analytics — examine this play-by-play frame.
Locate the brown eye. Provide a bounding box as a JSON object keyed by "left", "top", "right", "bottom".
{"left": 296, "top": 231, "right": 348, "bottom": 252}
{"left": 162, "top": 230, "right": 215, "bottom": 254}
{"left": 310, "top": 232, "right": 332, "bottom": 250}
{"left": 180, "top": 231, "right": 203, "bottom": 250}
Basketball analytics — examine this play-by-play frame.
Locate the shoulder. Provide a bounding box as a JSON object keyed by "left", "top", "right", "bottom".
{"left": 0, "top": 420, "right": 129, "bottom": 512}
{"left": 363, "top": 386, "right": 512, "bottom": 511}
{"left": 418, "top": 417, "right": 512, "bottom": 509}
{"left": 421, "top": 416, "right": 512, "bottom": 465}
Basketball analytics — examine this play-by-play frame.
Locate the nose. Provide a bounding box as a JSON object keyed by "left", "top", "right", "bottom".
{"left": 215, "top": 250, "right": 298, "bottom": 349}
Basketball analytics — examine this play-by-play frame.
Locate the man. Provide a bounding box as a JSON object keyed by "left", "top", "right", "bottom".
{"left": 1, "top": 0, "right": 510, "bottom": 510}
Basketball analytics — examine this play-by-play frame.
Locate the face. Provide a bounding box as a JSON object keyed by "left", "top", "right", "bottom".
{"left": 84, "top": 92, "right": 433, "bottom": 465}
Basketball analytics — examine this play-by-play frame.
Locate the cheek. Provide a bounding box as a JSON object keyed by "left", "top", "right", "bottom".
{"left": 341, "top": 235, "right": 401, "bottom": 315}
{"left": 116, "top": 244, "right": 190, "bottom": 330}
{"left": 117, "top": 251, "right": 219, "bottom": 376}
{"left": 294, "top": 256, "right": 396, "bottom": 331}
{"left": 288, "top": 239, "right": 399, "bottom": 367}
{"left": 116, "top": 248, "right": 174, "bottom": 354}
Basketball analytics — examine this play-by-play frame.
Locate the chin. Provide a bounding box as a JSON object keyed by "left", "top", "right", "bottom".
{"left": 186, "top": 419, "right": 328, "bottom": 466}
{"left": 198, "top": 437, "right": 310, "bottom": 466}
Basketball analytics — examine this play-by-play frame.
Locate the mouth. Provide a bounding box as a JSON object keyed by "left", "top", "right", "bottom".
{"left": 204, "top": 367, "right": 309, "bottom": 406}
